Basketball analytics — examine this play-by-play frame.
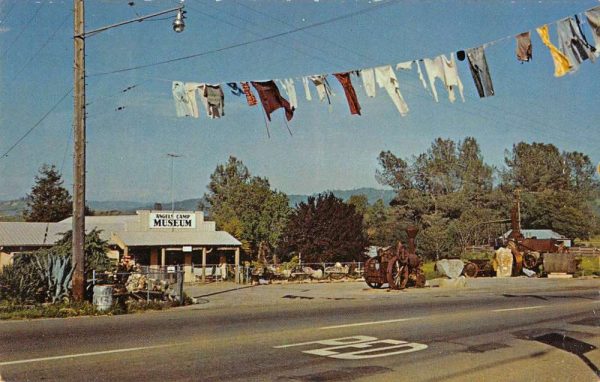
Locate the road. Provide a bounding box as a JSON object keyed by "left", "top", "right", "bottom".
{"left": 0, "top": 279, "right": 598, "bottom": 381}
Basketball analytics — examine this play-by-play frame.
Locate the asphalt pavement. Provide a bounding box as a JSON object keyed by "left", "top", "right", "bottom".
{"left": 0, "top": 276, "right": 598, "bottom": 382}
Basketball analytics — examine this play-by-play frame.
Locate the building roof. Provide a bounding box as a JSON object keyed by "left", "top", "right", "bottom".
{"left": 503, "top": 229, "right": 568, "bottom": 240}
{"left": 58, "top": 215, "right": 138, "bottom": 226}
{"left": 0, "top": 222, "right": 70, "bottom": 246}
{"left": 113, "top": 231, "right": 241, "bottom": 247}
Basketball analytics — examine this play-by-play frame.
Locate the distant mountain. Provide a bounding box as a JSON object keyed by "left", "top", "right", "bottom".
{"left": 0, "top": 188, "right": 395, "bottom": 217}
{"left": 288, "top": 188, "right": 395, "bottom": 207}
{"left": 0, "top": 198, "right": 26, "bottom": 217}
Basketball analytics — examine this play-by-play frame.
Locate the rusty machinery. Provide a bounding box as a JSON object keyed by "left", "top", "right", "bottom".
{"left": 463, "top": 190, "right": 570, "bottom": 277}
{"left": 364, "top": 226, "right": 426, "bottom": 289}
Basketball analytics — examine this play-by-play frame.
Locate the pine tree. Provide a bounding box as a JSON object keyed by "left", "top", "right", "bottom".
{"left": 23, "top": 164, "right": 72, "bottom": 222}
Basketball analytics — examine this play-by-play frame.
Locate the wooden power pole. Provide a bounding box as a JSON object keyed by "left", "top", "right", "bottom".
{"left": 72, "top": 0, "right": 86, "bottom": 301}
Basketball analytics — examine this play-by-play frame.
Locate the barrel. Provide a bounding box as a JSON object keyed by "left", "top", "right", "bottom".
{"left": 93, "top": 285, "right": 113, "bottom": 312}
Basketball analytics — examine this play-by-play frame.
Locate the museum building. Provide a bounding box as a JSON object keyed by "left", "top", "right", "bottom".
{"left": 0, "top": 210, "right": 242, "bottom": 282}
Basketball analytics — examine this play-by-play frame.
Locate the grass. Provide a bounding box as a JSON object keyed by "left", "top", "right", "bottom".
{"left": 422, "top": 261, "right": 438, "bottom": 280}
{"left": 577, "top": 256, "right": 600, "bottom": 276}
{"left": 0, "top": 294, "right": 191, "bottom": 320}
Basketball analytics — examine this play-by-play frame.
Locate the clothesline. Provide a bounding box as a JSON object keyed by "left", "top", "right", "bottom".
{"left": 170, "top": 5, "right": 599, "bottom": 125}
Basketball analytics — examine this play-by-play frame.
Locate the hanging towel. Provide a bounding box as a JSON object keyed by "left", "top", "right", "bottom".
{"left": 374, "top": 65, "right": 409, "bottom": 116}
{"left": 360, "top": 68, "right": 376, "bottom": 98}
{"left": 278, "top": 78, "right": 298, "bottom": 109}
{"left": 585, "top": 6, "right": 600, "bottom": 53}
{"left": 184, "top": 82, "right": 208, "bottom": 118}
{"left": 516, "top": 32, "right": 532, "bottom": 62}
{"left": 466, "top": 46, "right": 495, "bottom": 98}
{"left": 204, "top": 84, "right": 225, "bottom": 118}
{"left": 310, "top": 75, "right": 334, "bottom": 103}
{"left": 226, "top": 82, "right": 243, "bottom": 96}
{"left": 251, "top": 80, "right": 295, "bottom": 121}
{"left": 536, "top": 24, "right": 572, "bottom": 77}
{"left": 301, "top": 77, "right": 313, "bottom": 101}
{"left": 241, "top": 82, "right": 258, "bottom": 106}
{"left": 333, "top": 72, "right": 361, "bottom": 115}
{"left": 172, "top": 81, "right": 194, "bottom": 118}
{"left": 557, "top": 17, "right": 595, "bottom": 71}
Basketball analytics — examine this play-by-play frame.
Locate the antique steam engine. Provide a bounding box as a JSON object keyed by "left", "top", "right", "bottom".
{"left": 364, "top": 226, "right": 426, "bottom": 289}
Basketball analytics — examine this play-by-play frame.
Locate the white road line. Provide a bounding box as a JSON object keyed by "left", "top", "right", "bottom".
{"left": 492, "top": 305, "right": 545, "bottom": 312}
{"left": 0, "top": 344, "right": 176, "bottom": 366}
{"left": 319, "top": 317, "right": 421, "bottom": 330}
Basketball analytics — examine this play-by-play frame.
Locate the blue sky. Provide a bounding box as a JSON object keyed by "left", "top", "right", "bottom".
{"left": 0, "top": 0, "right": 598, "bottom": 203}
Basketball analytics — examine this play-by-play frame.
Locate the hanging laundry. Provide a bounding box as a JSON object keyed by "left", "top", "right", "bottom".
{"left": 415, "top": 60, "right": 429, "bottom": 91}
{"left": 333, "top": 72, "right": 361, "bottom": 116}
{"left": 184, "top": 82, "right": 208, "bottom": 118}
{"left": 442, "top": 53, "right": 465, "bottom": 102}
{"left": 204, "top": 84, "right": 225, "bottom": 118}
{"left": 278, "top": 78, "right": 298, "bottom": 109}
{"left": 516, "top": 32, "right": 532, "bottom": 62}
{"left": 585, "top": 6, "right": 600, "bottom": 53}
{"left": 557, "top": 17, "right": 596, "bottom": 71}
{"left": 172, "top": 81, "right": 194, "bottom": 118}
{"left": 423, "top": 54, "right": 465, "bottom": 103}
{"left": 466, "top": 46, "right": 495, "bottom": 98}
{"left": 310, "top": 75, "right": 334, "bottom": 103}
{"left": 395, "top": 61, "right": 413, "bottom": 71}
{"left": 575, "top": 14, "right": 597, "bottom": 58}
{"left": 226, "top": 82, "right": 243, "bottom": 96}
{"left": 301, "top": 77, "right": 313, "bottom": 101}
{"left": 536, "top": 24, "right": 572, "bottom": 77}
{"left": 360, "top": 68, "right": 376, "bottom": 97}
{"left": 374, "top": 65, "right": 409, "bottom": 116}
{"left": 241, "top": 82, "right": 258, "bottom": 106}
{"left": 251, "top": 80, "right": 294, "bottom": 121}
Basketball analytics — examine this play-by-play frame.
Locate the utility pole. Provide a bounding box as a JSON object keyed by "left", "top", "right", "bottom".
{"left": 70, "top": 1, "right": 184, "bottom": 302}
{"left": 72, "top": 0, "right": 86, "bottom": 301}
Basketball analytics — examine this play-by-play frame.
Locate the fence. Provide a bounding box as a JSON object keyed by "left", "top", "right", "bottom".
{"left": 91, "top": 265, "right": 184, "bottom": 303}
{"left": 190, "top": 261, "right": 364, "bottom": 284}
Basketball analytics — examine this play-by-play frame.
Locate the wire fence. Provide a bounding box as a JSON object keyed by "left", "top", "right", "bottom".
{"left": 91, "top": 266, "right": 184, "bottom": 303}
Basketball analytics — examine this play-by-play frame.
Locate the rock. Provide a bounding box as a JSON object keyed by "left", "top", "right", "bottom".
{"left": 438, "top": 276, "right": 467, "bottom": 288}
{"left": 436, "top": 259, "right": 465, "bottom": 279}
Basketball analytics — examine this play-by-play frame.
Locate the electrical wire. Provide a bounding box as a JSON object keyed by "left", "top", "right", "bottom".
{"left": 0, "top": 88, "right": 73, "bottom": 161}
{"left": 8, "top": 11, "right": 71, "bottom": 85}
{"left": 1, "top": 2, "right": 45, "bottom": 58}
{"left": 0, "top": 1, "right": 18, "bottom": 25}
{"left": 87, "top": 0, "right": 400, "bottom": 76}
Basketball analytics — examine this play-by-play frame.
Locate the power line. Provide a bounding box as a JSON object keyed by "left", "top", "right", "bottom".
{"left": 8, "top": 10, "right": 71, "bottom": 84}
{"left": 0, "top": 88, "right": 73, "bottom": 161}
{"left": 1, "top": 2, "right": 45, "bottom": 58}
{"left": 88, "top": 0, "right": 400, "bottom": 76}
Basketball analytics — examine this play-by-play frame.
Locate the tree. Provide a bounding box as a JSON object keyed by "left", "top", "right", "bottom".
{"left": 277, "top": 193, "right": 368, "bottom": 263}
{"left": 502, "top": 142, "right": 600, "bottom": 239}
{"left": 200, "top": 157, "right": 291, "bottom": 257}
{"left": 23, "top": 164, "right": 72, "bottom": 222}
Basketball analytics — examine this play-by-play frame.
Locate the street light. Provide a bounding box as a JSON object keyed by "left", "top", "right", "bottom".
{"left": 166, "top": 153, "right": 183, "bottom": 212}
{"left": 71, "top": 1, "right": 186, "bottom": 301}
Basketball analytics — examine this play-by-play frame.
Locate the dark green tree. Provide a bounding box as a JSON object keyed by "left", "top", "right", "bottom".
{"left": 502, "top": 143, "right": 599, "bottom": 239}
{"left": 200, "top": 156, "right": 291, "bottom": 257}
{"left": 23, "top": 164, "right": 72, "bottom": 222}
{"left": 277, "top": 193, "right": 368, "bottom": 263}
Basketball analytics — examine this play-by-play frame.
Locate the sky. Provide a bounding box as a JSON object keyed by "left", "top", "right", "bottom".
{"left": 0, "top": 0, "right": 599, "bottom": 203}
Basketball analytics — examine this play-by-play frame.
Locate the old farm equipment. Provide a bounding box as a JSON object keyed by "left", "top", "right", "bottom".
{"left": 364, "top": 226, "right": 426, "bottom": 289}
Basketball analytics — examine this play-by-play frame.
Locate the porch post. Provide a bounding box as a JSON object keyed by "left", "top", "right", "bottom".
{"left": 161, "top": 247, "right": 166, "bottom": 268}
{"left": 234, "top": 247, "right": 240, "bottom": 284}
{"left": 202, "top": 247, "right": 207, "bottom": 283}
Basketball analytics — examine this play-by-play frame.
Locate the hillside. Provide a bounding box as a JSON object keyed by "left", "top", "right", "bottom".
{"left": 0, "top": 188, "right": 395, "bottom": 217}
